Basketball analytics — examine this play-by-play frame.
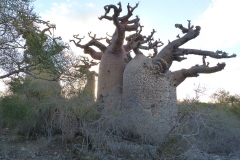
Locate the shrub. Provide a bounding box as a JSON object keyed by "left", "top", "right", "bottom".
{"left": 0, "top": 96, "right": 35, "bottom": 127}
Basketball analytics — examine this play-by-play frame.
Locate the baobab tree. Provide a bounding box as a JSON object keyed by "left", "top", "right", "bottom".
{"left": 74, "top": 57, "right": 98, "bottom": 104}
{"left": 71, "top": 2, "right": 237, "bottom": 144}
{"left": 122, "top": 20, "right": 236, "bottom": 143}
{"left": 70, "top": 2, "right": 140, "bottom": 109}
{"left": 71, "top": 2, "right": 236, "bottom": 111}
{"left": 123, "top": 20, "right": 236, "bottom": 110}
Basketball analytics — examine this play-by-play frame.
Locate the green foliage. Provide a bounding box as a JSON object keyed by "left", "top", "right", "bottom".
{"left": 160, "top": 136, "right": 189, "bottom": 158}
{"left": 0, "top": 71, "right": 99, "bottom": 140}
{"left": 0, "top": 96, "right": 35, "bottom": 127}
{"left": 211, "top": 89, "right": 230, "bottom": 103}
{"left": 75, "top": 103, "right": 100, "bottom": 122}
{"left": 0, "top": 0, "right": 69, "bottom": 80}
{"left": 0, "top": 76, "right": 61, "bottom": 136}
{"left": 226, "top": 104, "right": 240, "bottom": 120}
{"left": 211, "top": 89, "right": 240, "bottom": 107}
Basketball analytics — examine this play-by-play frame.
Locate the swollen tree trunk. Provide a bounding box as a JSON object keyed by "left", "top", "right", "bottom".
{"left": 97, "top": 46, "right": 127, "bottom": 108}
{"left": 123, "top": 55, "right": 178, "bottom": 143}
{"left": 123, "top": 54, "right": 178, "bottom": 114}
{"left": 80, "top": 70, "right": 97, "bottom": 104}
{"left": 122, "top": 21, "right": 236, "bottom": 144}
{"left": 71, "top": 2, "right": 139, "bottom": 112}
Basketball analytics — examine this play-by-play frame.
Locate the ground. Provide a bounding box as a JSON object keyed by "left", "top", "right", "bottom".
{"left": 0, "top": 128, "right": 78, "bottom": 160}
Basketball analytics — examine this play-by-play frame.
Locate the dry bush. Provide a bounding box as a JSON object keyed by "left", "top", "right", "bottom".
{"left": 163, "top": 101, "right": 240, "bottom": 159}
{"left": 72, "top": 97, "right": 240, "bottom": 159}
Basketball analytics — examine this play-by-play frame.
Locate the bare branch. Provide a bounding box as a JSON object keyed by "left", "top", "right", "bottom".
{"left": 69, "top": 34, "right": 85, "bottom": 47}
{"left": 173, "top": 22, "right": 200, "bottom": 49}
{"left": 0, "top": 69, "right": 24, "bottom": 79}
{"left": 88, "top": 32, "right": 107, "bottom": 41}
{"left": 172, "top": 62, "right": 226, "bottom": 86}
{"left": 77, "top": 56, "right": 99, "bottom": 69}
{"left": 124, "top": 15, "right": 140, "bottom": 32}
{"left": 153, "top": 20, "right": 201, "bottom": 72}
{"left": 105, "top": 32, "right": 112, "bottom": 44}
{"left": 106, "top": 32, "right": 112, "bottom": 38}
{"left": 98, "top": 15, "right": 112, "bottom": 21}
{"left": 98, "top": 2, "right": 122, "bottom": 20}
{"left": 25, "top": 71, "right": 59, "bottom": 81}
{"left": 119, "top": 2, "right": 139, "bottom": 24}
{"left": 100, "top": 2, "right": 140, "bottom": 26}
{"left": 41, "top": 22, "right": 56, "bottom": 35}
{"left": 0, "top": 67, "right": 59, "bottom": 81}
{"left": 125, "top": 27, "right": 164, "bottom": 57}
{"left": 70, "top": 34, "right": 107, "bottom": 55}
{"left": 174, "top": 49, "right": 237, "bottom": 59}
{"left": 83, "top": 47, "right": 102, "bottom": 60}
{"left": 98, "top": 3, "right": 140, "bottom": 52}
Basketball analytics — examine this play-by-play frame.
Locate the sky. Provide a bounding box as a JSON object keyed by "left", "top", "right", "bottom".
{"left": 1, "top": 0, "right": 240, "bottom": 101}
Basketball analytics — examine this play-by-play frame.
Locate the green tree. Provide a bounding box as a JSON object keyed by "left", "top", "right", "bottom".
{"left": 211, "top": 89, "right": 230, "bottom": 104}
{"left": 226, "top": 94, "right": 240, "bottom": 106}
{"left": 0, "top": 0, "right": 68, "bottom": 80}
{"left": 210, "top": 89, "right": 240, "bottom": 105}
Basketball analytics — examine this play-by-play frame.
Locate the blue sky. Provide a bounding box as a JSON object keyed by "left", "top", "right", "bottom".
{"left": 1, "top": 0, "right": 240, "bottom": 101}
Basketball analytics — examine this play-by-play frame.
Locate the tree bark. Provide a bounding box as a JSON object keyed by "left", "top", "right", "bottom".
{"left": 123, "top": 54, "right": 178, "bottom": 144}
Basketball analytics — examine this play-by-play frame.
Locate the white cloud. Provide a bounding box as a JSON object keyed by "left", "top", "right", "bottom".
{"left": 85, "top": 3, "right": 94, "bottom": 7}
{"left": 175, "top": 0, "right": 240, "bottom": 101}
{"left": 185, "top": 0, "right": 240, "bottom": 51}
{"left": 39, "top": 1, "right": 113, "bottom": 52}
{"left": 52, "top": 3, "right": 70, "bottom": 15}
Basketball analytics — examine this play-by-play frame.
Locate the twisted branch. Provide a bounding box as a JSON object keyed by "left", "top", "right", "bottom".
{"left": 88, "top": 32, "right": 107, "bottom": 41}
{"left": 70, "top": 33, "right": 106, "bottom": 58}
{"left": 153, "top": 20, "right": 202, "bottom": 72}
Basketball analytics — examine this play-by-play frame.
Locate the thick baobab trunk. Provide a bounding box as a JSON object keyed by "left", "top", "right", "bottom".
{"left": 121, "top": 20, "right": 234, "bottom": 143}
{"left": 80, "top": 70, "right": 97, "bottom": 104}
{"left": 122, "top": 54, "right": 231, "bottom": 144}
{"left": 122, "top": 54, "right": 179, "bottom": 143}
{"left": 71, "top": 2, "right": 140, "bottom": 112}
{"left": 98, "top": 47, "right": 127, "bottom": 97}
{"left": 123, "top": 54, "right": 178, "bottom": 112}
{"left": 97, "top": 47, "right": 127, "bottom": 112}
